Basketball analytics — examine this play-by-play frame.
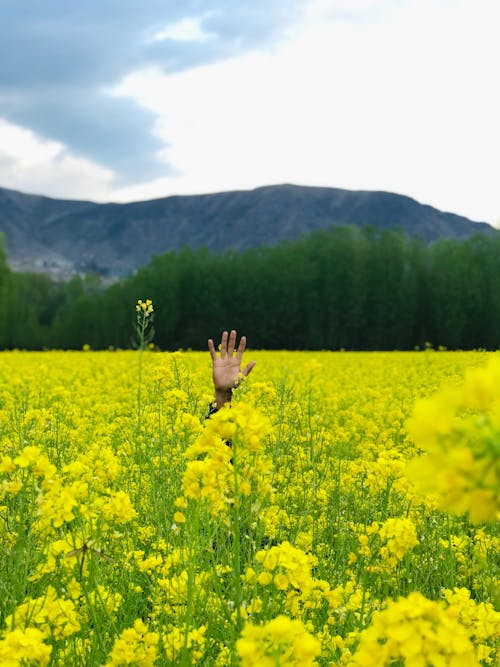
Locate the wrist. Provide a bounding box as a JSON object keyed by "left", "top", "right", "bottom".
{"left": 214, "top": 388, "right": 232, "bottom": 408}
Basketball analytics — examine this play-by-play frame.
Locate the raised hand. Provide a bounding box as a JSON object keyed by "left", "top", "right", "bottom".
{"left": 208, "top": 330, "right": 256, "bottom": 408}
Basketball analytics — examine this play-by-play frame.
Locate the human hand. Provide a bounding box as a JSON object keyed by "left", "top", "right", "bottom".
{"left": 208, "top": 330, "right": 256, "bottom": 407}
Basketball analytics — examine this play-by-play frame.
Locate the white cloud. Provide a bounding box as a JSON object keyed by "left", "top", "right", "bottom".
{"left": 0, "top": 119, "right": 114, "bottom": 199}
{"left": 304, "top": 0, "right": 399, "bottom": 22}
{"left": 109, "top": 0, "right": 500, "bottom": 224}
{"left": 150, "top": 16, "right": 216, "bottom": 43}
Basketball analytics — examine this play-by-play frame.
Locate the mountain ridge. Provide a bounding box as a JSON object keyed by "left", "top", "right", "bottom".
{"left": 0, "top": 183, "right": 496, "bottom": 279}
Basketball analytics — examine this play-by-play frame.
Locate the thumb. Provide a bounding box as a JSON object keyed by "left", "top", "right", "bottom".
{"left": 242, "top": 361, "right": 256, "bottom": 377}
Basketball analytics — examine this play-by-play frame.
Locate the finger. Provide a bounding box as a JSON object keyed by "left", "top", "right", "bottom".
{"left": 220, "top": 330, "right": 228, "bottom": 358}
{"left": 242, "top": 361, "right": 256, "bottom": 377}
{"left": 236, "top": 334, "right": 247, "bottom": 360}
{"left": 227, "top": 329, "right": 237, "bottom": 357}
{"left": 208, "top": 338, "right": 217, "bottom": 362}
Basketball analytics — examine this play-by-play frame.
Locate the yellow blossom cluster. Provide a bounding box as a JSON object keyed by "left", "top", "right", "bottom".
{"left": 0, "top": 627, "right": 52, "bottom": 666}
{"left": 443, "top": 587, "right": 500, "bottom": 665}
{"left": 162, "top": 625, "right": 207, "bottom": 662}
{"left": 6, "top": 586, "right": 80, "bottom": 641}
{"left": 406, "top": 356, "right": 500, "bottom": 523}
{"left": 350, "top": 592, "right": 479, "bottom": 666}
{"left": 181, "top": 402, "right": 274, "bottom": 515}
{"left": 253, "top": 541, "right": 318, "bottom": 594}
{"left": 349, "top": 517, "right": 419, "bottom": 573}
{"left": 136, "top": 299, "right": 154, "bottom": 317}
{"left": 105, "top": 619, "right": 159, "bottom": 666}
{"left": 237, "top": 615, "right": 321, "bottom": 666}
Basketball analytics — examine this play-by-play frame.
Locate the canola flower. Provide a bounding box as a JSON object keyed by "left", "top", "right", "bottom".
{"left": 349, "top": 517, "right": 419, "bottom": 574}
{"left": 136, "top": 298, "right": 154, "bottom": 315}
{"left": 0, "top": 627, "right": 52, "bottom": 666}
{"left": 105, "top": 619, "right": 159, "bottom": 667}
{"left": 443, "top": 587, "right": 500, "bottom": 665}
{"left": 0, "top": 348, "right": 498, "bottom": 665}
{"left": 237, "top": 615, "right": 321, "bottom": 666}
{"left": 349, "top": 592, "right": 479, "bottom": 666}
{"left": 162, "top": 625, "right": 207, "bottom": 663}
{"left": 181, "top": 401, "right": 273, "bottom": 516}
{"left": 135, "top": 298, "right": 154, "bottom": 339}
{"left": 406, "top": 356, "right": 500, "bottom": 523}
{"left": 6, "top": 586, "right": 80, "bottom": 641}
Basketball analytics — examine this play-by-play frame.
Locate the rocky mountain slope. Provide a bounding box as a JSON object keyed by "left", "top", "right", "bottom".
{"left": 0, "top": 184, "right": 495, "bottom": 279}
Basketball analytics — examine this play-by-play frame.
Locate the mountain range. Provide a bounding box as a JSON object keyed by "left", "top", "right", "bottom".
{"left": 0, "top": 183, "right": 496, "bottom": 279}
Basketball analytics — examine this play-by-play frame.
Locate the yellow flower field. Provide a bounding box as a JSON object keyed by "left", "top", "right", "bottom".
{"left": 0, "top": 349, "right": 498, "bottom": 665}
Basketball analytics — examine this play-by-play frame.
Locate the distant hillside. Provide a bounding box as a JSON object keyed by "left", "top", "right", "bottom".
{"left": 0, "top": 184, "right": 496, "bottom": 279}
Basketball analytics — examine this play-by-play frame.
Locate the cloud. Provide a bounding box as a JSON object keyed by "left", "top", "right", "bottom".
{"left": 1, "top": 90, "right": 165, "bottom": 183}
{"left": 1, "top": 0, "right": 499, "bottom": 226}
{"left": 0, "top": 119, "right": 114, "bottom": 199}
{"left": 0, "top": 0, "right": 304, "bottom": 183}
{"left": 150, "top": 16, "right": 218, "bottom": 43}
{"left": 107, "top": 0, "right": 500, "bottom": 225}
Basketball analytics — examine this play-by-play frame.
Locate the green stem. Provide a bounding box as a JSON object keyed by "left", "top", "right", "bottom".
{"left": 232, "top": 439, "right": 243, "bottom": 635}
{"left": 137, "top": 347, "right": 143, "bottom": 433}
{"left": 136, "top": 315, "right": 147, "bottom": 433}
{"left": 181, "top": 508, "right": 198, "bottom": 665}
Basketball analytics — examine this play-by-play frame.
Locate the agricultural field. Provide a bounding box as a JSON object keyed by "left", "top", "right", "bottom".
{"left": 0, "top": 347, "right": 498, "bottom": 665}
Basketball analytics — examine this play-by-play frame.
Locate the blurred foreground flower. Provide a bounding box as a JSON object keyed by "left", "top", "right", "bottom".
{"left": 406, "top": 358, "right": 500, "bottom": 523}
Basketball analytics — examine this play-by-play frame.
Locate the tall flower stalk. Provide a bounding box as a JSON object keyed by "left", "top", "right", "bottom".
{"left": 135, "top": 299, "right": 154, "bottom": 432}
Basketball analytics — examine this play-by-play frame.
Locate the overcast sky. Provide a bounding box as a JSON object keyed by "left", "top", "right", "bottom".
{"left": 0, "top": 0, "right": 499, "bottom": 225}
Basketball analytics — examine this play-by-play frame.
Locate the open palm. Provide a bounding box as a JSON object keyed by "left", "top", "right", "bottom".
{"left": 208, "top": 330, "right": 256, "bottom": 392}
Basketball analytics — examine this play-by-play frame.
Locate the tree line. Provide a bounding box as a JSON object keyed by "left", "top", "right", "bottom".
{"left": 0, "top": 226, "right": 499, "bottom": 350}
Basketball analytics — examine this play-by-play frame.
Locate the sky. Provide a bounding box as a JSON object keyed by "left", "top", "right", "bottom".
{"left": 0, "top": 0, "right": 499, "bottom": 225}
